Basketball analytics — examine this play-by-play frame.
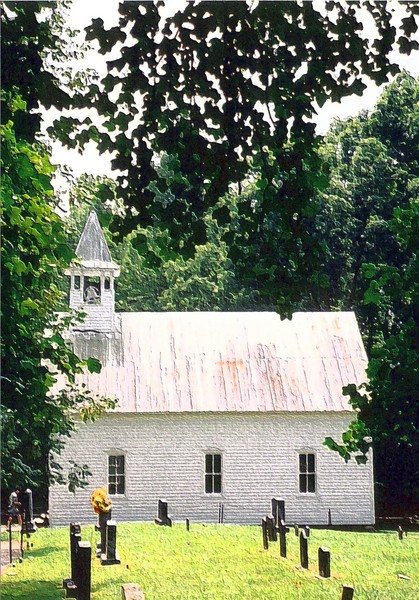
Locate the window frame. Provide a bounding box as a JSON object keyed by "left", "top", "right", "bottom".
{"left": 298, "top": 452, "right": 316, "bottom": 494}
{"left": 108, "top": 454, "right": 126, "bottom": 496}
{"left": 204, "top": 452, "right": 222, "bottom": 495}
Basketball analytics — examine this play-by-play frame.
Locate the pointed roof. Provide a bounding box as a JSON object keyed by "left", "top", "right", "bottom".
{"left": 74, "top": 211, "right": 119, "bottom": 271}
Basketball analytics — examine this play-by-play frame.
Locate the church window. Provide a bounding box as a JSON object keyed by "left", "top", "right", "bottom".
{"left": 83, "top": 276, "right": 101, "bottom": 304}
{"left": 205, "top": 453, "right": 222, "bottom": 494}
{"left": 299, "top": 453, "right": 316, "bottom": 493}
{"left": 74, "top": 275, "right": 81, "bottom": 290}
{"left": 104, "top": 277, "right": 111, "bottom": 290}
{"left": 108, "top": 455, "right": 125, "bottom": 495}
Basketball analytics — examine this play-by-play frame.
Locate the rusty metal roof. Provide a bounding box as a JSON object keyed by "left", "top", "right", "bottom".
{"left": 54, "top": 311, "right": 368, "bottom": 413}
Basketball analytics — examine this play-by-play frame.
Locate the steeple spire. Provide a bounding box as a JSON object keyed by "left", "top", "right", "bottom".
{"left": 75, "top": 211, "right": 113, "bottom": 264}
{"left": 66, "top": 211, "right": 120, "bottom": 332}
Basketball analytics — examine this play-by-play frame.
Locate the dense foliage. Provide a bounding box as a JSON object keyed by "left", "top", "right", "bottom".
{"left": 319, "top": 73, "right": 418, "bottom": 513}
{"left": 0, "top": 3, "right": 109, "bottom": 496}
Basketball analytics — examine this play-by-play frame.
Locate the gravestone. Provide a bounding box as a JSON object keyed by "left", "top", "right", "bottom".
{"left": 318, "top": 546, "right": 331, "bottom": 578}
{"left": 218, "top": 502, "right": 224, "bottom": 524}
{"left": 341, "top": 585, "right": 354, "bottom": 600}
{"left": 261, "top": 518, "right": 269, "bottom": 550}
{"left": 266, "top": 515, "right": 277, "bottom": 541}
{"left": 75, "top": 541, "right": 91, "bottom": 600}
{"left": 328, "top": 508, "right": 332, "bottom": 526}
{"left": 21, "top": 489, "right": 36, "bottom": 533}
{"left": 186, "top": 519, "right": 190, "bottom": 532}
{"left": 304, "top": 525, "right": 310, "bottom": 537}
{"left": 96, "top": 509, "right": 112, "bottom": 557}
{"left": 398, "top": 526, "right": 403, "bottom": 540}
{"left": 63, "top": 523, "right": 81, "bottom": 597}
{"left": 101, "top": 520, "right": 121, "bottom": 565}
{"left": 278, "top": 519, "right": 289, "bottom": 558}
{"left": 299, "top": 530, "right": 309, "bottom": 569}
{"left": 271, "top": 498, "right": 285, "bottom": 527}
{"left": 294, "top": 523, "right": 299, "bottom": 537}
{"left": 121, "top": 583, "right": 145, "bottom": 600}
{"left": 155, "top": 499, "right": 172, "bottom": 527}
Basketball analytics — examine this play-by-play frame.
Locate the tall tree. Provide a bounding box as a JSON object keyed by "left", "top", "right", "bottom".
{"left": 320, "top": 73, "right": 419, "bottom": 514}
{"left": 1, "top": 3, "right": 107, "bottom": 498}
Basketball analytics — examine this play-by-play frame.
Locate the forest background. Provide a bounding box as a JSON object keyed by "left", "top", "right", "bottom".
{"left": 1, "top": 0, "right": 418, "bottom": 518}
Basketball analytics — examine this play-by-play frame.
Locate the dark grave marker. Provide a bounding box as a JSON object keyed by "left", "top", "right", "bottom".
{"left": 304, "top": 525, "right": 310, "bottom": 537}
{"left": 70, "top": 523, "right": 81, "bottom": 582}
{"left": 294, "top": 523, "right": 299, "bottom": 537}
{"left": 261, "top": 518, "right": 269, "bottom": 550}
{"left": 63, "top": 523, "right": 81, "bottom": 597}
{"left": 186, "top": 518, "right": 190, "bottom": 531}
{"left": 279, "top": 519, "right": 289, "bottom": 558}
{"left": 218, "top": 502, "right": 224, "bottom": 524}
{"left": 398, "top": 526, "right": 403, "bottom": 540}
{"left": 328, "top": 508, "right": 332, "bottom": 526}
{"left": 318, "top": 546, "right": 331, "bottom": 578}
{"left": 96, "top": 510, "right": 112, "bottom": 557}
{"left": 21, "top": 489, "right": 36, "bottom": 533}
{"left": 75, "top": 541, "right": 91, "bottom": 600}
{"left": 341, "top": 585, "right": 354, "bottom": 600}
{"left": 299, "top": 530, "right": 309, "bottom": 569}
{"left": 271, "top": 498, "right": 285, "bottom": 527}
{"left": 266, "top": 515, "right": 277, "bottom": 541}
{"left": 155, "top": 498, "right": 172, "bottom": 527}
{"left": 101, "top": 520, "right": 121, "bottom": 565}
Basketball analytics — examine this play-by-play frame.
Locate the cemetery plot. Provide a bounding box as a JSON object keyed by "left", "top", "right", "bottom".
{"left": 1, "top": 524, "right": 418, "bottom": 599}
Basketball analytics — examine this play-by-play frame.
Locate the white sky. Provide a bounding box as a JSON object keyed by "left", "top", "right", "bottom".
{"left": 48, "top": 0, "right": 419, "bottom": 183}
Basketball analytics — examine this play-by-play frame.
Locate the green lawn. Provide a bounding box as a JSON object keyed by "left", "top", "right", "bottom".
{"left": 1, "top": 523, "right": 418, "bottom": 599}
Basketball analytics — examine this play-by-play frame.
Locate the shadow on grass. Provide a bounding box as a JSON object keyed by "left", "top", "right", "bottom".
{"left": 0, "top": 579, "right": 65, "bottom": 599}
{"left": 23, "top": 545, "right": 65, "bottom": 559}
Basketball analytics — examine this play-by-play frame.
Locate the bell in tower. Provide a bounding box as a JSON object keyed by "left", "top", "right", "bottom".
{"left": 66, "top": 211, "right": 120, "bottom": 333}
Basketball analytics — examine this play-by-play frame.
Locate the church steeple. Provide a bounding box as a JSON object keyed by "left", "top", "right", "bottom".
{"left": 66, "top": 211, "right": 120, "bottom": 332}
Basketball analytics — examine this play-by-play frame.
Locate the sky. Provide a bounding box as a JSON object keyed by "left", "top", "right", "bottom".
{"left": 48, "top": 0, "right": 419, "bottom": 185}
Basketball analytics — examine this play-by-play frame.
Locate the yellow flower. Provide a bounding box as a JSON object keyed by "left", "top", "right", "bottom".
{"left": 90, "top": 487, "right": 112, "bottom": 514}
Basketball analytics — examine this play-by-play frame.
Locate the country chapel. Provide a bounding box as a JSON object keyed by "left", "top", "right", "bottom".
{"left": 49, "top": 211, "right": 375, "bottom": 526}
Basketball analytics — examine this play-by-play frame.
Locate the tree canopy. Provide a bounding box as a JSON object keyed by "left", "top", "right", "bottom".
{"left": 54, "top": 1, "right": 418, "bottom": 250}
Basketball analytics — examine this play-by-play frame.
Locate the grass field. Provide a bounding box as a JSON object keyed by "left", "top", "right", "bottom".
{"left": 1, "top": 522, "right": 418, "bottom": 599}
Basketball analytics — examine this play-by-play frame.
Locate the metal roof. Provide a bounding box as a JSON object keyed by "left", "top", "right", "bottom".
{"left": 55, "top": 311, "right": 368, "bottom": 414}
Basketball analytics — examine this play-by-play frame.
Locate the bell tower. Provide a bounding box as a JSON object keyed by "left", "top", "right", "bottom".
{"left": 66, "top": 211, "right": 120, "bottom": 333}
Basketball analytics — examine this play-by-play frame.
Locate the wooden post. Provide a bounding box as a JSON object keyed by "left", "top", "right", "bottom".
{"left": 8, "top": 519, "right": 13, "bottom": 564}
{"left": 341, "top": 585, "right": 354, "bottom": 600}
{"left": 261, "top": 518, "right": 269, "bottom": 550}
{"left": 278, "top": 519, "right": 289, "bottom": 558}
{"left": 266, "top": 515, "right": 277, "bottom": 541}
{"left": 75, "top": 541, "right": 91, "bottom": 600}
{"left": 299, "top": 530, "right": 308, "bottom": 569}
{"left": 318, "top": 546, "right": 331, "bottom": 578}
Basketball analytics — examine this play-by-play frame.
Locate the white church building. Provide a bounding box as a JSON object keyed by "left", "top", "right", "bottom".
{"left": 49, "top": 212, "right": 375, "bottom": 526}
